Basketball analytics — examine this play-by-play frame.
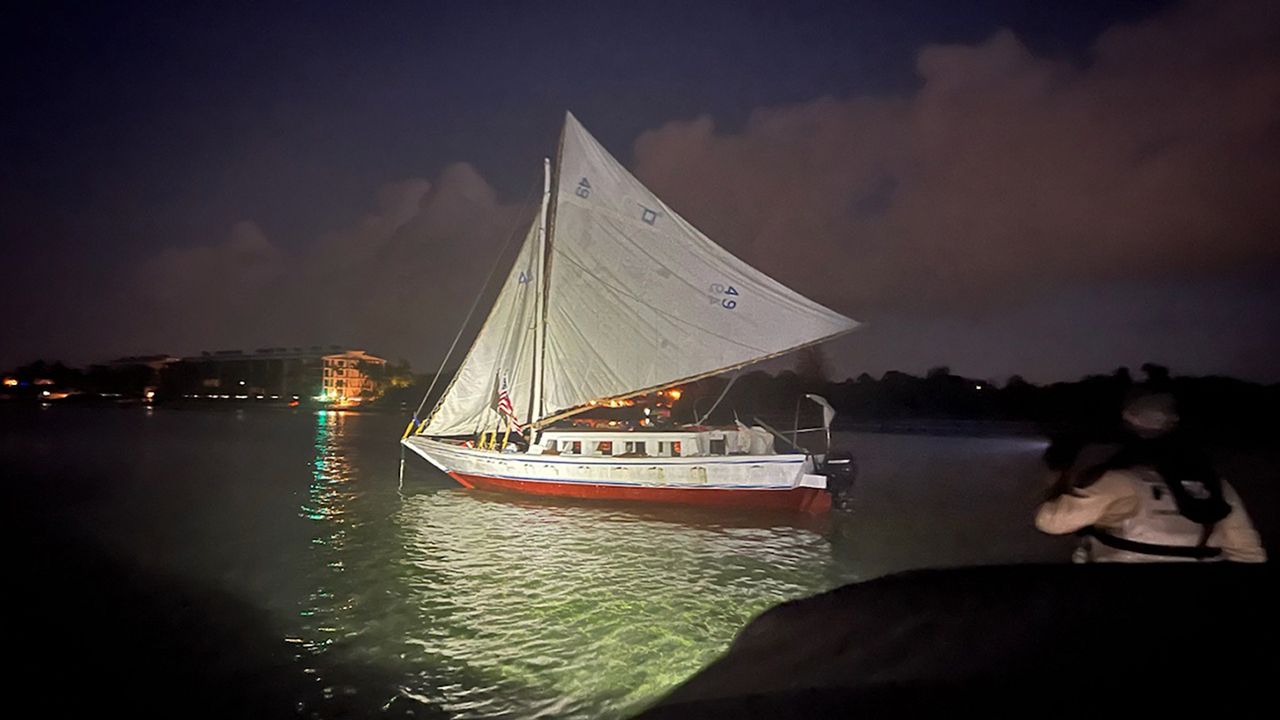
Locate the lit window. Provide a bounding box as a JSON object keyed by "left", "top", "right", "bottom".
{"left": 596, "top": 441, "right": 612, "bottom": 455}
{"left": 569, "top": 441, "right": 582, "bottom": 455}
{"left": 672, "top": 441, "right": 682, "bottom": 456}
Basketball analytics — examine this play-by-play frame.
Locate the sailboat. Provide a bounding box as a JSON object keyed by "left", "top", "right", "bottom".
{"left": 402, "top": 113, "right": 860, "bottom": 513}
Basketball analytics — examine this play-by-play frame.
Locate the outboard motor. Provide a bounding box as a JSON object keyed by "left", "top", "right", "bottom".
{"left": 799, "top": 394, "right": 856, "bottom": 510}
{"left": 821, "top": 450, "right": 857, "bottom": 511}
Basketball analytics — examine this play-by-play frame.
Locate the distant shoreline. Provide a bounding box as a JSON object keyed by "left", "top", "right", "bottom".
{"left": 4, "top": 400, "right": 1053, "bottom": 439}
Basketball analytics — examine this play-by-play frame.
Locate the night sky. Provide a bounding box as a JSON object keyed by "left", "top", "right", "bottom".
{"left": 3, "top": 0, "right": 1278, "bottom": 382}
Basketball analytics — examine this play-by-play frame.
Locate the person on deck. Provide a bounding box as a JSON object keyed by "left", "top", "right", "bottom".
{"left": 1035, "top": 392, "right": 1266, "bottom": 563}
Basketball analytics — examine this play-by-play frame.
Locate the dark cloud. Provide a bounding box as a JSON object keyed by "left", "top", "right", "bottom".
{"left": 631, "top": 0, "right": 1280, "bottom": 316}
{"left": 128, "top": 164, "right": 532, "bottom": 364}
{"left": 7, "top": 0, "right": 1278, "bottom": 382}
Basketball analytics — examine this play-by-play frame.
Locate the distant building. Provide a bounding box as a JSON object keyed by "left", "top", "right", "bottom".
{"left": 104, "top": 354, "right": 182, "bottom": 398}
{"left": 107, "top": 354, "right": 181, "bottom": 370}
{"left": 321, "top": 350, "right": 387, "bottom": 404}
{"left": 163, "top": 346, "right": 387, "bottom": 401}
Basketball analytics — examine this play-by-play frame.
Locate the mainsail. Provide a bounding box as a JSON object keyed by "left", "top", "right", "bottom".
{"left": 419, "top": 221, "right": 541, "bottom": 436}
{"left": 537, "top": 113, "right": 859, "bottom": 423}
{"left": 421, "top": 113, "right": 859, "bottom": 436}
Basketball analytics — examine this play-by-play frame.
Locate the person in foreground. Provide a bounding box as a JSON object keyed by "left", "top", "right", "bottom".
{"left": 1036, "top": 392, "right": 1266, "bottom": 563}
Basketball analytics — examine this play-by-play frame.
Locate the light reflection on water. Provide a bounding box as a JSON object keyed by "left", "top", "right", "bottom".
{"left": 8, "top": 407, "right": 1062, "bottom": 719}
{"left": 391, "top": 494, "right": 839, "bottom": 718}
{"left": 291, "top": 410, "right": 853, "bottom": 718}
{"left": 293, "top": 410, "right": 360, "bottom": 671}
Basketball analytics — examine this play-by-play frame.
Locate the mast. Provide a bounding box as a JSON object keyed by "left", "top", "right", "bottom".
{"left": 529, "top": 116, "right": 567, "bottom": 442}
{"left": 529, "top": 157, "right": 551, "bottom": 443}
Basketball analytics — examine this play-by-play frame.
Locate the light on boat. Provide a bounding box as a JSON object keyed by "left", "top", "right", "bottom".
{"left": 668, "top": 389, "right": 682, "bottom": 400}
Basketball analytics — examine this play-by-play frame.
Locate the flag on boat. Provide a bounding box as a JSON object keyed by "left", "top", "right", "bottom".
{"left": 496, "top": 374, "right": 523, "bottom": 431}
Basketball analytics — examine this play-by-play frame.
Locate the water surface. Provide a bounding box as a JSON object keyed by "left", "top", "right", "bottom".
{"left": 7, "top": 406, "right": 1068, "bottom": 718}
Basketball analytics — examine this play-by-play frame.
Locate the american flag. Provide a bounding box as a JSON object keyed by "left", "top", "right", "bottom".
{"left": 496, "top": 374, "right": 523, "bottom": 430}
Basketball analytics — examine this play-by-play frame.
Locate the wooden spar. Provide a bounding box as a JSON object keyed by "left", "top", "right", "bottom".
{"left": 529, "top": 157, "right": 551, "bottom": 444}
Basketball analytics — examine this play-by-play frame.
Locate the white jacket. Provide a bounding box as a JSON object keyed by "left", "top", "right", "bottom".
{"left": 1036, "top": 469, "right": 1267, "bottom": 563}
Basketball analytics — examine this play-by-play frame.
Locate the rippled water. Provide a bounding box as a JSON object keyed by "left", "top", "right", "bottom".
{"left": 7, "top": 406, "right": 1066, "bottom": 718}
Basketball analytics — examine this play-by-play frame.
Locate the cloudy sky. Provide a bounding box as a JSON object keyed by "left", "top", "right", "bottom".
{"left": 3, "top": 0, "right": 1278, "bottom": 382}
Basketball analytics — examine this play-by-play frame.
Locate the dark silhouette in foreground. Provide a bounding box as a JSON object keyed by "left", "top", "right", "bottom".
{"left": 15, "top": 516, "right": 454, "bottom": 720}
{"left": 637, "top": 564, "right": 1277, "bottom": 718}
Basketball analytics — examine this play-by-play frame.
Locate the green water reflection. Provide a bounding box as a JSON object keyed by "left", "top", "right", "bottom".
{"left": 290, "top": 410, "right": 854, "bottom": 718}
{"left": 392, "top": 493, "right": 842, "bottom": 717}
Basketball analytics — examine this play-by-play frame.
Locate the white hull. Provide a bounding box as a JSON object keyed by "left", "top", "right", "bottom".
{"left": 403, "top": 436, "right": 826, "bottom": 491}
{"left": 402, "top": 435, "right": 832, "bottom": 511}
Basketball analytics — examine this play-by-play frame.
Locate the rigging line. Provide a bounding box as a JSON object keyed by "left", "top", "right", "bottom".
{"left": 411, "top": 179, "right": 542, "bottom": 423}
{"left": 695, "top": 370, "right": 740, "bottom": 426}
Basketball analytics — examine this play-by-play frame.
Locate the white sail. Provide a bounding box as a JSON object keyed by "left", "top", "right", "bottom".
{"left": 538, "top": 113, "right": 859, "bottom": 422}
{"left": 420, "top": 221, "right": 540, "bottom": 436}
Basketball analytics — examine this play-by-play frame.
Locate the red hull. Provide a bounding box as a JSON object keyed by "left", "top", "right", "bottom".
{"left": 448, "top": 471, "right": 832, "bottom": 514}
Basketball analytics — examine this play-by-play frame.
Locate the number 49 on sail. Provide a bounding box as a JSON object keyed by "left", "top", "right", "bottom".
{"left": 710, "top": 283, "right": 739, "bottom": 309}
